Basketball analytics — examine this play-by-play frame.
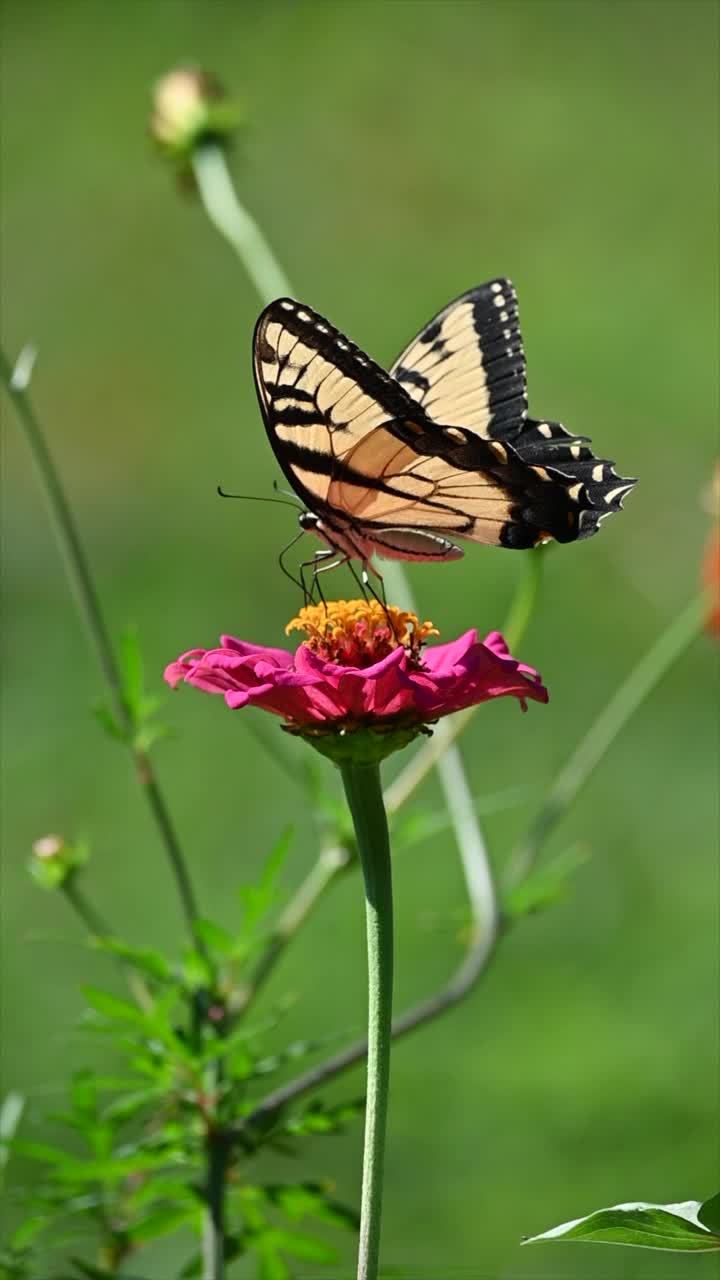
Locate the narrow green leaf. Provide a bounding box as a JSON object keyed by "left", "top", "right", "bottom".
{"left": 699, "top": 1194, "right": 720, "bottom": 1234}
{"left": 92, "top": 936, "right": 172, "bottom": 981}
{"left": 193, "top": 918, "right": 235, "bottom": 955}
{"left": 120, "top": 627, "right": 145, "bottom": 721}
{"left": 93, "top": 702, "right": 127, "bottom": 742}
{"left": 256, "top": 1242, "right": 291, "bottom": 1280}
{"left": 524, "top": 1201, "right": 720, "bottom": 1252}
{"left": 10, "top": 1214, "right": 49, "bottom": 1249}
{"left": 11, "top": 1140, "right": 72, "bottom": 1165}
{"left": 504, "top": 843, "right": 589, "bottom": 917}
{"left": 269, "top": 1228, "right": 337, "bottom": 1262}
{"left": 82, "top": 986, "right": 148, "bottom": 1027}
{"left": 129, "top": 1204, "right": 201, "bottom": 1242}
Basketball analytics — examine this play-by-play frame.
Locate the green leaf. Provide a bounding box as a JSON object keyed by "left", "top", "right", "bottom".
{"left": 91, "top": 936, "right": 172, "bottom": 981}
{"left": 699, "top": 1194, "right": 720, "bottom": 1234}
{"left": 269, "top": 1227, "right": 337, "bottom": 1262}
{"left": 120, "top": 627, "right": 145, "bottom": 722}
{"left": 255, "top": 1243, "right": 291, "bottom": 1280}
{"left": 129, "top": 1204, "right": 201, "bottom": 1242}
{"left": 10, "top": 1214, "right": 49, "bottom": 1249}
{"left": 524, "top": 1200, "right": 720, "bottom": 1251}
{"left": 504, "top": 843, "right": 589, "bottom": 917}
{"left": 238, "top": 828, "right": 293, "bottom": 934}
{"left": 284, "top": 1096, "right": 365, "bottom": 1137}
{"left": 193, "top": 918, "right": 235, "bottom": 956}
{"left": 93, "top": 701, "right": 127, "bottom": 743}
{"left": 82, "top": 986, "right": 149, "bottom": 1026}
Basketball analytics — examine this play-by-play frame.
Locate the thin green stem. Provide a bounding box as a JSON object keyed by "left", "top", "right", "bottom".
{"left": 506, "top": 592, "right": 707, "bottom": 885}
{"left": 62, "top": 875, "right": 153, "bottom": 1011}
{"left": 1, "top": 347, "right": 206, "bottom": 960}
{"left": 243, "top": 593, "right": 705, "bottom": 1125}
{"left": 340, "top": 762, "right": 394, "bottom": 1280}
{"left": 202, "top": 1130, "right": 231, "bottom": 1280}
{"left": 192, "top": 144, "right": 293, "bottom": 302}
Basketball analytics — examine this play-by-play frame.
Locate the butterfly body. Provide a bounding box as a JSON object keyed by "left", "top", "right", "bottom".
{"left": 252, "top": 282, "right": 635, "bottom": 578}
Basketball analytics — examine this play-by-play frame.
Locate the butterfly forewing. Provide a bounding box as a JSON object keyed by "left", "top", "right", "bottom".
{"left": 253, "top": 293, "right": 636, "bottom": 562}
{"left": 390, "top": 279, "right": 528, "bottom": 438}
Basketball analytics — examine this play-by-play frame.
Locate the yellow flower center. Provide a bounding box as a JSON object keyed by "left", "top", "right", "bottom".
{"left": 286, "top": 599, "right": 438, "bottom": 666}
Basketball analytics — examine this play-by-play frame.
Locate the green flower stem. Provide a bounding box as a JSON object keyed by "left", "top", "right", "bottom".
{"left": 506, "top": 591, "right": 707, "bottom": 885}
{"left": 202, "top": 1129, "right": 231, "bottom": 1280}
{"left": 192, "top": 143, "right": 293, "bottom": 302}
{"left": 244, "top": 592, "right": 706, "bottom": 1126}
{"left": 0, "top": 347, "right": 207, "bottom": 962}
{"left": 340, "top": 762, "right": 394, "bottom": 1280}
{"left": 190, "top": 138, "right": 501, "bottom": 1024}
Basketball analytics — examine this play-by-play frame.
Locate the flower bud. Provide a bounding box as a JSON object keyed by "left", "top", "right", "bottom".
{"left": 150, "top": 68, "right": 241, "bottom": 162}
{"left": 29, "top": 834, "right": 88, "bottom": 890}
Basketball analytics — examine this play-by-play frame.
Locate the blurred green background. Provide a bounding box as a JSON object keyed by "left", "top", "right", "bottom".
{"left": 2, "top": 1, "right": 718, "bottom": 1276}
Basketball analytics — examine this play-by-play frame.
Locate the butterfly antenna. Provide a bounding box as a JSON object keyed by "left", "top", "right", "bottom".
{"left": 217, "top": 486, "right": 301, "bottom": 511}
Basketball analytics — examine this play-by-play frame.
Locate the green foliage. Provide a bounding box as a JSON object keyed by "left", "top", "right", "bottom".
{"left": 5, "top": 852, "right": 361, "bottom": 1278}
{"left": 524, "top": 1198, "right": 720, "bottom": 1252}
{"left": 95, "top": 628, "right": 173, "bottom": 754}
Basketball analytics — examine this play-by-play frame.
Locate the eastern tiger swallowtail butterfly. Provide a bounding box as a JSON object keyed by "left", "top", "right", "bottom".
{"left": 252, "top": 281, "right": 635, "bottom": 579}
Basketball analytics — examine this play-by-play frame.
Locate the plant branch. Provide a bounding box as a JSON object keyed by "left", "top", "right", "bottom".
{"left": 192, "top": 143, "right": 293, "bottom": 302}
{"left": 1, "top": 347, "right": 206, "bottom": 959}
{"left": 202, "top": 1130, "right": 231, "bottom": 1280}
{"left": 61, "top": 875, "right": 153, "bottom": 1011}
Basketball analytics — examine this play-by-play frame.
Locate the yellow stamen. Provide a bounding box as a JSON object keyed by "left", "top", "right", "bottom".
{"left": 286, "top": 599, "right": 438, "bottom": 666}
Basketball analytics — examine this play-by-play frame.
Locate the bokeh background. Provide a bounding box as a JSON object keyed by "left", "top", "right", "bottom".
{"left": 2, "top": 1, "right": 718, "bottom": 1277}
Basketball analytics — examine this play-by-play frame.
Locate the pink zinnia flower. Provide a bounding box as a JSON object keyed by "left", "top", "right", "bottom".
{"left": 165, "top": 601, "right": 547, "bottom": 762}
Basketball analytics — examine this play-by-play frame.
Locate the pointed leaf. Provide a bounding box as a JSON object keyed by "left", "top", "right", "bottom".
{"left": 524, "top": 1200, "right": 720, "bottom": 1251}
{"left": 505, "top": 843, "right": 589, "bottom": 917}
{"left": 91, "top": 936, "right": 172, "bottom": 981}
{"left": 193, "top": 918, "right": 235, "bottom": 956}
{"left": 699, "top": 1193, "right": 720, "bottom": 1234}
{"left": 120, "top": 627, "right": 145, "bottom": 721}
{"left": 82, "top": 987, "right": 148, "bottom": 1026}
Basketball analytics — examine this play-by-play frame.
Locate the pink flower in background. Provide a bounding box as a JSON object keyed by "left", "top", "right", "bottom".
{"left": 164, "top": 601, "right": 548, "bottom": 737}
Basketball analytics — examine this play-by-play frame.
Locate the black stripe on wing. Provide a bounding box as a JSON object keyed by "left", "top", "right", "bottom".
{"left": 391, "top": 278, "right": 527, "bottom": 438}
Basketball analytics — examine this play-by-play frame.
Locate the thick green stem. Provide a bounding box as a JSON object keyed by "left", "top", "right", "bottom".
{"left": 340, "top": 762, "right": 394, "bottom": 1280}
{"left": 192, "top": 144, "right": 293, "bottom": 302}
{"left": 1, "top": 348, "right": 207, "bottom": 960}
{"left": 202, "top": 1130, "right": 230, "bottom": 1280}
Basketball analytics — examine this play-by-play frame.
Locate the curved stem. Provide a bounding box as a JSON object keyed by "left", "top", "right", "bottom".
{"left": 1, "top": 347, "right": 206, "bottom": 959}
{"left": 62, "top": 875, "right": 153, "bottom": 1011}
{"left": 192, "top": 144, "right": 293, "bottom": 302}
{"left": 340, "top": 762, "right": 394, "bottom": 1280}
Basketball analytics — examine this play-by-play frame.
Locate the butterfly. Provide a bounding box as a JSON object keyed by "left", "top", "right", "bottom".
{"left": 252, "top": 280, "right": 635, "bottom": 583}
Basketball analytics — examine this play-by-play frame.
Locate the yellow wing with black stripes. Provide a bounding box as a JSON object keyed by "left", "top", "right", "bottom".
{"left": 253, "top": 292, "right": 635, "bottom": 557}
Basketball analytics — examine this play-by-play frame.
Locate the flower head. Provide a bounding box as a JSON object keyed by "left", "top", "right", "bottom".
{"left": 29, "top": 834, "right": 89, "bottom": 890}
{"left": 165, "top": 600, "right": 547, "bottom": 763}
{"left": 150, "top": 68, "right": 242, "bottom": 170}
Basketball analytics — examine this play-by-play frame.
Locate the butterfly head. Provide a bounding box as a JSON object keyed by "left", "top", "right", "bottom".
{"left": 299, "top": 510, "right": 321, "bottom": 534}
